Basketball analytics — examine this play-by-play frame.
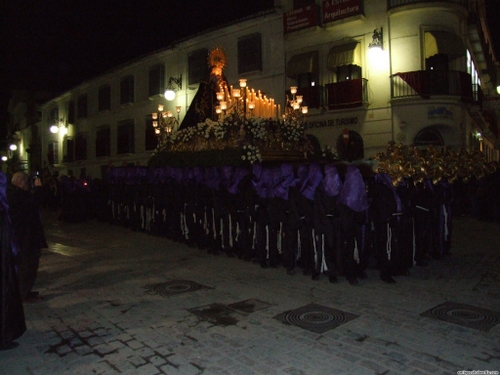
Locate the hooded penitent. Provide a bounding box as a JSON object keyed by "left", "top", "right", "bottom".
{"left": 0, "top": 172, "right": 26, "bottom": 348}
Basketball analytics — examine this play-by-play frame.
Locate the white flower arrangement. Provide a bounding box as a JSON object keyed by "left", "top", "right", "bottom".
{"left": 281, "top": 119, "right": 304, "bottom": 143}
{"left": 245, "top": 117, "right": 267, "bottom": 140}
{"left": 321, "top": 145, "right": 339, "bottom": 160}
{"left": 153, "top": 113, "right": 313, "bottom": 162}
{"left": 241, "top": 144, "right": 262, "bottom": 164}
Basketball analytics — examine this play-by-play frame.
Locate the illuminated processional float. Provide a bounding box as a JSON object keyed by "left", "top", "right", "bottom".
{"left": 148, "top": 47, "right": 336, "bottom": 168}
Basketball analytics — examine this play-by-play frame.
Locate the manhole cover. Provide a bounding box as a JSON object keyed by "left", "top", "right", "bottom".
{"left": 274, "top": 303, "right": 359, "bottom": 334}
{"left": 228, "top": 299, "right": 272, "bottom": 313}
{"left": 420, "top": 301, "right": 500, "bottom": 331}
{"left": 145, "top": 280, "right": 210, "bottom": 297}
{"left": 188, "top": 303, "right": 239, "bottom": 326}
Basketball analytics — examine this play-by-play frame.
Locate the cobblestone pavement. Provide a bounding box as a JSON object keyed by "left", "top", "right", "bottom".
{"left": 1, "top": 210, "right": 499, "bottom": 375}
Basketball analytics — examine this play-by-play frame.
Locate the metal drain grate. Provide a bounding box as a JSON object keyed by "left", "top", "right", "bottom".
{"left": 188, "top": 303, "right": 240, "bottom": 326}
{"left": 145, "top": 280, "right": 211, "bottom": 297}
{"left": 228, "top": 299, "right": 272, "bottom": 314}
{"left": 274, "top": 303, "right": 359, "bottom": 334}
{"left": 420, "top": 301, "right": 500, "bottom": 331}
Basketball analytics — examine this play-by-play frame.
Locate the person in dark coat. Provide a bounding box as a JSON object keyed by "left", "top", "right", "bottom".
{"left": 0, "top": 171, "right": 26, "bottom": 350}
{"left": 7, "top": 172, "right": 48, "bottom": 302}
{"left": 273, "top": 163, "right": 298, "bottom": 274}
{"left": 369, "top": 172, "right": 410, "bottom": 283}
{"left": 338, "top": 165, "right": 369, "bottom": 285}
{"left": 296, "top": 163, "right": 323, "bottom": 278}
{"left": 313, "top": 163, "right": 343, "bottom": 282}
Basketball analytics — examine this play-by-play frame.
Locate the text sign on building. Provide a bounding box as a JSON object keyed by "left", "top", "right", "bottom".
{"left": 307, "top": 116, "right": 359, "bottom": 129}
{"left": 322, "top": 0, "right": 363, "bottom": 25}
{"left": 283, "top": 4, "right": 319, "bottom": 34}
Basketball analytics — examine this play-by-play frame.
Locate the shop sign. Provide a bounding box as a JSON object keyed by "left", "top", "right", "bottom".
{"left": 428, "top": 106, "right": 453, "bottom": 120}
{"left": 283, "top": 4, "right": 319, "bottom": 34}
{"left": 307, "top": 116, "right": 359, "bottom": 129}
{"left": 322, "top": 0, "right": 363, "bottom": 25}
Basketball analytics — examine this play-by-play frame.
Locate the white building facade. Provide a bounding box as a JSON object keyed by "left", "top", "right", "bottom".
{"left": 18, "top": 0, "right": 498, "bottom": 178}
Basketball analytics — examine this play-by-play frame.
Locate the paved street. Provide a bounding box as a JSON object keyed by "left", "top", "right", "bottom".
{"left": 1, "top": 209, "right": 499, "bottom": 375}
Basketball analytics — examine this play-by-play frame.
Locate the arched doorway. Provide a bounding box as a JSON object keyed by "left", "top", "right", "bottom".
{"left": 336, "top": 130, "right": 364, "bottom": 161}
{"left": 414, "top": 127, "right": 444, "bottom": 150}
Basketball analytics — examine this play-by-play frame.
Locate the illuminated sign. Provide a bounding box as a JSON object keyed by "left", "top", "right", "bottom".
{"left": 283, "top": 4, "right": 319, "bottom": 34}
{"left": 322, "top": 0, "right": 363, "bottom": 25}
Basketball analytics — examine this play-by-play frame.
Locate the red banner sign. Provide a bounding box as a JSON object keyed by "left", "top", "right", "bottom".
{"left": 322, "top": 0, "right": 363, "bottom": 25}
{"left": 283, "top": 4, "right": 319, "bottom": 34}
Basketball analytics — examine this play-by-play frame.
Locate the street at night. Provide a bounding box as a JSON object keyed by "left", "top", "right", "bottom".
{"left": 1, "top": 208, "right": 499, "bottom": 374}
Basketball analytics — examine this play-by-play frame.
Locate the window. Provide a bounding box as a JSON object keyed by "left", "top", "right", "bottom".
{"left": 49, "top": 107, "right": 59, "bottom": 125}
{"left": 77, "top": 95, "right": 88, "bottom": 119}
{"left": 238, "top": 33, "right": 262, "bottom": 74}
{"left": 287, "top": 51, "right": 319, "bottom": 86}
{"left": 65, "top": 139, "right": 74, "bottom": 163}
{"left": 326, "top": 43, "right": 361, "bottom": 82}
{"left": 297, "top": 72, "right": 315, "bottom": 88}
{"left": 96, "top": 126, "right": 111, "bottom": 157}
{"left": 188, "top": 49, "right": 209, "bottom": 85}
{"left": 426, "top": 54, "right": 449, "bottom": 71}
{"left": 334, "top": 65, "right": 362, "bottom": 82}
{"left": 67, "top": 101, "right": 75, "bottom": 124}
{"left": 120, "top": 75, "right": 134, "bottom": 104}
{"left": 145, "top": 115, "right": 157, "bottom": 151}
{"left": 98, "top": 84, "right": 111, "bottom": 111}
{"left": 117, "top": 120, "right": 135, "bottom": 154}
{"left": 148, "top": 64, "right": 165, "bottom": 97}
{"left": 75, "top": 132, "right": 87, "bottom": 161}
{"left": 48, "top": 142, "right": 58, "bottom": 165}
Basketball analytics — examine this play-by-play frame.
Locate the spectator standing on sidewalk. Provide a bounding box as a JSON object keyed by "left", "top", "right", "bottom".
{"left": 7, "top": 172, "right": 48, "bottom": 303}
{"left": 0, "top": 171, "right": 26, "bottom": 349}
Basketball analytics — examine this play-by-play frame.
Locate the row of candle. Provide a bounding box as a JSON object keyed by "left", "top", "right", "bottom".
{"left": 216, "top": 79, "right": 282, "bottom": 120}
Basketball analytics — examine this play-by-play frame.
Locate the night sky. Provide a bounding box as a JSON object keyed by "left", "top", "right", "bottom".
{"left": 0, "top": 0, "right": 275, "bottom": 129}
{"left": 1, "top": 0, "right": 499, "bottom": 130}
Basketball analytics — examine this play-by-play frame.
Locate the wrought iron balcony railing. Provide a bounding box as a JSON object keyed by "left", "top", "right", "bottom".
{"left": 390, "top": 70, "right": 473, "bottom": 101}
{"left": 325, "top": 78, "right": 368, "bottom": 110}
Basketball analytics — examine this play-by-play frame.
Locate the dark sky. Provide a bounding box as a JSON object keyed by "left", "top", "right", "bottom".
{"left": 1, "top": 0, "right": 499, "bottom": 127}
{"left": 0, "top": 0, "right": 274, "bottom": 126}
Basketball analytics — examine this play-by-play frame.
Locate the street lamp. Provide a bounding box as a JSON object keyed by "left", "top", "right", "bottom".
{"left": 151, "top": 104, "right": 181, "bottom": 139}
{"left": 284, "top": 86, "right": 308, "bottom": 123}
{"left": 164, "top": 75, "right": 182, "bottom": 101}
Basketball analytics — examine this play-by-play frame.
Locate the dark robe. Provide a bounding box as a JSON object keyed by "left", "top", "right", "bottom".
{"left": 1, "top": 173, "right": 26, "bottom": 348}
{"left": 7, "top": 183, "right": 48, "bottom": 300}
{"left": 338, "top": 165, "right": 369, "bottom": 285}
{"left": 178, "top": 69, "right": 230, "bottom": 130}
{"left": 313, "top": 164, "right": 342, "bottom": 281}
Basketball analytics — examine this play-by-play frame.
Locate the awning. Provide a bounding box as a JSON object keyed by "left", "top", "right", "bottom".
{"left": 327, "top": 42, "right": 361, "bottom": 70}
{"left": 424, "top": 31, "right": 465, "bottom": 60}
{"left": 286, "top": 51, "right": 318, "bottom": 78}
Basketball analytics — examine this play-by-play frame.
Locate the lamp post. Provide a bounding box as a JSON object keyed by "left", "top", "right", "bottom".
{"left": 164, "top": 75, "right": 182, "bottom": 101}
{"left": 284, "top": 86, "right": 308, "bottom": 124}
{"left": 151, "top": 104, "right": 181, "bottom": 149}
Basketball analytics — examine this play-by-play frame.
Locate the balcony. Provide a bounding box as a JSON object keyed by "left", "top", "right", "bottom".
{"left": 387, "top": 0, "right": 468, "bottom": 10}
{"left": 390, "top": 70, "right": 473, "bottom": 101}
{"left": 325, "top": 78, "right": 368, "bottom": 110}
{"left": 285, "top": 85, "right": 324, "bottom": 109}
